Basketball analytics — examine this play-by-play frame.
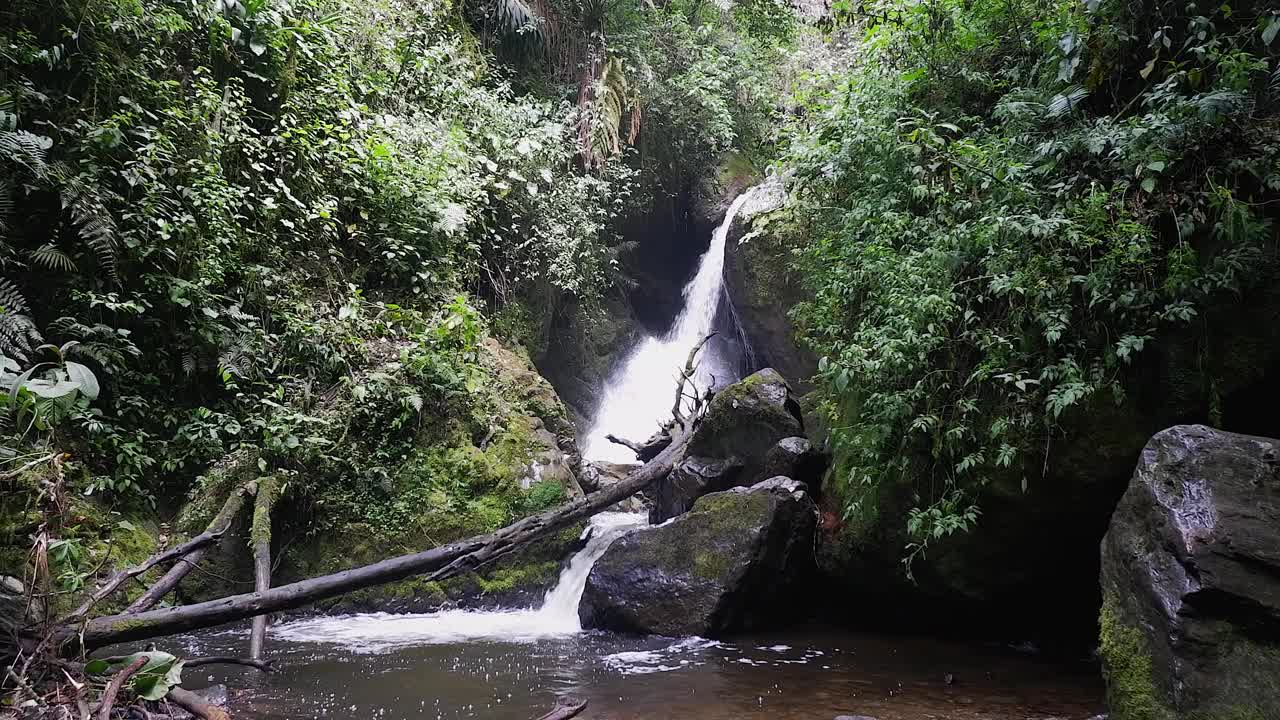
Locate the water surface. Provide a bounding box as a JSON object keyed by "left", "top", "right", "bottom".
{"left": 171, "top": 622, "right": 1105, "bottom": 719}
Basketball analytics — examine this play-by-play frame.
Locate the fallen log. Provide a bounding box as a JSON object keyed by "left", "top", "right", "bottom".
{"left": 247, "top": 477, "right": 277, "bottom": 661}
{"left": 534, "top": 697, "right": 587, "bottom": 720}
{"left": 58, "top": 437, "right": 688, "bottom": 650}
{"left": 125, "top": 484, "right": 253, "bottom": 614}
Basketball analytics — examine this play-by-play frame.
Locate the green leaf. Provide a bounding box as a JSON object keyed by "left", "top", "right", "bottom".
{"left": 64, "top": 361, "right": 99, "bottom": 400}
{"left": 1141, "top": 177, "right": 1156, "bottom": 193}
{"left": 1263, "top": 17, "right": 1280, "bottom": 47}
{"left": 1146, "top": 160, "right": 1166, "bottom": 172}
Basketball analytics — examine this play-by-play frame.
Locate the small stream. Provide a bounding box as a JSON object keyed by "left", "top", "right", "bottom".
{"left": 158, "top": 512, "right": 1105, "bottom": 719}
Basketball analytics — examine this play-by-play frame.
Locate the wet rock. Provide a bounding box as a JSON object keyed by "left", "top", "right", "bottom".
{"left": 650, "top": 455, "right": 745, "bottom": 524}
{"left": 1100, "top": 425, "right": 1280, "bottom": 720}
{"left": 2, "top": 576, "right": 32, "bottom": 651}
{"left": 580, "top": 478, "right": 817, "bottom": 637}
{"left": 758, "top": 436, "right": 827, "bottom": 493}
{"left": 689, "top": 368, "right": 803, "bottom": 469}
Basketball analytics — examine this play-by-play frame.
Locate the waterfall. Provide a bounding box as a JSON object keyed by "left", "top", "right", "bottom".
{"left": 271, "top": 512, "right": 646, "bottom": 651}
{"left": 582, "top": 187, "right": 767, "bottom": 463}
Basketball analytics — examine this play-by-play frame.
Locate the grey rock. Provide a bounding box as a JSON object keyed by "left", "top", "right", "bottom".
{"left": 650, "top": 455, "right": 744, "bottom": 524}
{"left": 758, "top": 436, "right": 827, "bottom": 491}
{"left": 1100, "top": 424, "right": 1280, "bottom": 719}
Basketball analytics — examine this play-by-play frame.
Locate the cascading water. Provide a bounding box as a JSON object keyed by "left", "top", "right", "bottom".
{"left": 271, "top": 512, "right": 645, "bottom": 652}
{"left": 582, "top": 185, "right": 774, "bottom": 463}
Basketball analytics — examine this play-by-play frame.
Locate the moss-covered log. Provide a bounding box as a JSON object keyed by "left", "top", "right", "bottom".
{"left": 248, "top": 476, "right": 278, "bottom": 660}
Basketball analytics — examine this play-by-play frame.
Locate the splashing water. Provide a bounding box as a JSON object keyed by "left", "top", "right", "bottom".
{"left": 271, "top": 512, "right": 646, "bottom": 653}
{"left": 581, "top": 186, "right": 775, "bottom": 463}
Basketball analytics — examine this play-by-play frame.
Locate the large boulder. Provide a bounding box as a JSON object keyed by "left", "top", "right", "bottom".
{"left": 579, "top": 478, "right": 817, "bottom": 637}
{"left": 1100, "top": 425, "right": 1280, "bottom": 720}
{"left": 644, "top": 368, "right": 805, "bottom": 523}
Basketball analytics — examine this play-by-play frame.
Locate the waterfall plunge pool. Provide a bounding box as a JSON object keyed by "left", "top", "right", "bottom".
{"left": 151, "top": 510, "right": 1105, "bottom": 720}
{"left": 164, "top": 623, "right": 1104, "bottom": 719}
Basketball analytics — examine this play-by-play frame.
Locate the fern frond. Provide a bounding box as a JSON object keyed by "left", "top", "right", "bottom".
{"left": 1195, "top": 90, "right": 1248, "bottom": 121}
{"left": 1046, "top": 86, "right": 1089, "bottom": 118}
{"left": 0, "top": 278, "right": 42, "bottom": 362}
{"left": 0, "top": 130, "right": 51, "bottom": 175}
{"left": 59, "top": 175, "right": 119, "bottom": 281}
{"left": 30, "top": 244, "right": 77, "bottom": 273}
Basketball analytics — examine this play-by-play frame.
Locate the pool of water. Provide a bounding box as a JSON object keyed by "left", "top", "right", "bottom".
{"left": 167, "top": 620, "right": 1105, "bottom": 720}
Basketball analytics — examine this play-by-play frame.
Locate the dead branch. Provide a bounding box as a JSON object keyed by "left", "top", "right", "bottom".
{"left": 534, "top": 697, "right": 587, "bottom": 720}
{"left": 165, "top": 687, "right": 230, "bottom": 720}
{"left": 0, "top": 453, "right": 63, "bottom": 481}
{"left": 95, "top": 655, "right": 147, "bottom": 720}
{"left": 604, "top": 434, "right": 645, "bottom": 455}
{"left": 66, "top": 530, "right": 227, "bottom": 622}
{"left": 248, "top": 478, "right": 277, "bottom": 661}
{"left": 184, "top": 657, "right": 274, "bottom": 673}
{"left": 125, "top": 484, "right": 253, "bottom": 614}
{"left": 671, "top": 333, "right": 716, "bottom": 427}
{"left": 55, "top": 437, "right": 689, "bottom": 650}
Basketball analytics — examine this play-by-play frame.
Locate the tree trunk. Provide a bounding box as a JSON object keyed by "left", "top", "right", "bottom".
{"left": 125, "top": 484, "right": 252, "bottom": 614}
{"left": 248, "top": 477, "right": 277, "bottom": 661}
{"left": 60, "top": 438, "right": 687, "bottom": 650}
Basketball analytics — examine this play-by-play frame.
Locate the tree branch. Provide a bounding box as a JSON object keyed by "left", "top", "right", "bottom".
{"left": 165, "top": 687, "right": 230, "bottom": 720}
{"left": 124, "top": 484, "right": 253, "bottom": 614}
{"left": 95, "top": 655, "right": 147, "bottom": 720}
{"left": 184, "top": 656, "right": 274, "bottom": 673}
{"left": 66, "top": 529, "right": 227, "bottom": 622}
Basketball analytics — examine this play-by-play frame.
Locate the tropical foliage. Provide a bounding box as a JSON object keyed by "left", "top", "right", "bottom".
{"left": 779, "top": 0, "right": 1280, "bottom": 568}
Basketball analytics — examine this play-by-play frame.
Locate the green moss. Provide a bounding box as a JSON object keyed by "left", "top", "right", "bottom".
{"left": 250, "top": 476, "right": 278, "bottom": 546}
{"left": 1100, "top": 596, "right": 1170, "bottom": 720}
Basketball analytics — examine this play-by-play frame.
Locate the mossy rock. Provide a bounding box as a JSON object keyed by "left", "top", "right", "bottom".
{"left": 580, "top": 481, "right": 816, "bottom": 637}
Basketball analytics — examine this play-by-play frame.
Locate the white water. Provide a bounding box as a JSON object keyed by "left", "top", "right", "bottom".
{"left": 271, "top": 512, "right": 646, "bottom": 653}
{"left": 582, "top": 188, "right": 766, "bottom": 463}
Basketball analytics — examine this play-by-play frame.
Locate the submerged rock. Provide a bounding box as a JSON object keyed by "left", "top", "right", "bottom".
{"left": 579, "top": 478, "right": 816, "bottom": 637}
{"left": 1100, "top": 424, "right": 1280, "bottom": 720}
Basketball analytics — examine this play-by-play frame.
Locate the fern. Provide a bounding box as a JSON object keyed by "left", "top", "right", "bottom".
{"left": 0, "top": 130, "right": 51, "bottom": 175}
{"left": 1046, "top": 86, "right": 1089, "bottom": 118}
{"left": 0, "top": 278, "right": 42, "bottom": 362}
{"left": 58, "top": 172, "right": 119, "bottom": 281}
{"left": 30, "top": 244, "right": 77, "bottom": 273}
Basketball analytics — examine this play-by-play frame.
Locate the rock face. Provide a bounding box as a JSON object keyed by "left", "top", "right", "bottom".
{"left": 579, "top": 478, "right": 817, "bottom": 637}
{"left": 1100, "top": 425, "right": 1280, "bottom": 720}
{"left": 722, "top": 180, "right": 818, "bottom": 393}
